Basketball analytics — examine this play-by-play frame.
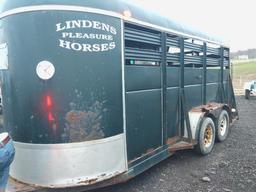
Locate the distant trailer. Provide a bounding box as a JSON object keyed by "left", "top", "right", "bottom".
{"left": 0, "top": 0, "right": 238, "bottom": 191}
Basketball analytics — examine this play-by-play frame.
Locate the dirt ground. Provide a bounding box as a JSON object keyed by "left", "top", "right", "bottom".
{"left": 92, "top": 95, "right": 256, "bottom": 192}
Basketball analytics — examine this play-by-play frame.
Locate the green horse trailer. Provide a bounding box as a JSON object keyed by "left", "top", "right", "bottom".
{"left": 0, "top": 0, "right": 238, "bottom": 191}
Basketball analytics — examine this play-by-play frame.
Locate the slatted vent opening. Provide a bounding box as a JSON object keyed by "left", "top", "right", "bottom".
{"left": 124, "top": 22, "right": 229, "bottom": 68}
{"left": 125, "top": 23, "right": 161, "bottom": 66}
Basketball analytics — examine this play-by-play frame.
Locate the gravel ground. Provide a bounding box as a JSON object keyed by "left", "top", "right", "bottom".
{"left": 91, "top": 96, "right": 256, "bottom": 192}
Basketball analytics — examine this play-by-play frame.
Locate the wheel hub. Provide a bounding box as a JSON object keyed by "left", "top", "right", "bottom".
{"left": 220, "top": 117, "right": 227, "bottom": 136}
{"left": 204, "top": 125, "right": 213, "bottom": 148}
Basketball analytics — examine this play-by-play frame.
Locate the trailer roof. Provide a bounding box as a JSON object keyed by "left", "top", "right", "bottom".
{"left": 0, "top": 0, "right": 227, "bottom": 46}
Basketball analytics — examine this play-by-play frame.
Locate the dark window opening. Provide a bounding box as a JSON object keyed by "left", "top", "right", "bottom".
{"left": 126, "top": 59, "right": 159, "bottom": 66}
{"left": 125, "top": 40, "right": 160, "bottom": 51}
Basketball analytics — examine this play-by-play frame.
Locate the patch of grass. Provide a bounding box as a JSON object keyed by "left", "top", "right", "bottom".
{"left": 231, "top": 60, "right": 256, "bottom": 78}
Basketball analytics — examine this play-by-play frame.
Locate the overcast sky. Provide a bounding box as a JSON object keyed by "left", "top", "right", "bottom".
{"left": 129, "top": 0, "right": 255, "bottom": 52}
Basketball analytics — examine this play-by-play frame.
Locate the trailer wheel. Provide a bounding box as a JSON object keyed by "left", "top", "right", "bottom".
{"left": 245, "top": 89, "right": 250, "bottom": 99}
{"left": 195, "top": 117, "right": 215, "bottom": 155}
{"left": 216, "top": 110, "right": 229, "bottom": 142}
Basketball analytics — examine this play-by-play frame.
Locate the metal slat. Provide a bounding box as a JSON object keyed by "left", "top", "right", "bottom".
{"left": 166, "top": 53, "right": 179, "bottom": 62}
{"left": 184, "top": 55, "right": 203, "bottom": 65}
{"left": 166, "top": 38, "right": 180, "bottom": 47}
{"left": 207, "top": 47, "right": 220, "bottom": 55}
{"left": 125, "top": 48, "right": 161, "bottom": 61}
{"left": 125, "top": 54, "right": 161, "bottom": 60}
{"left": 125, "top": 28, "right": 160, "bottom": 45}
{"left": 125, "top": 27, "right": 160, "bottom": 40}
{"left": 207, "top": 58, "right": 220, "bottom": 65}
{"left": 184, "top": 41, "right": 203, "bottom": 52}
{"left": 125, "top": 34, "right": 160, "bottom": 45}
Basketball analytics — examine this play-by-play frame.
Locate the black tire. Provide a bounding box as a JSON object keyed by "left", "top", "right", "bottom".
{"left": 216, "top": 110, "right": 230, "bottom": 142}
{"left": 195, "top": 117, "right": 215, "bottom": 155}
{"left": 245, "top": 89, "right": 250, "bottom": 99}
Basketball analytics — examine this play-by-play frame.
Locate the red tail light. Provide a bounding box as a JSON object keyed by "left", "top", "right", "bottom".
{"left": 46, "top": 95, "right": 53, "bottom": 108}
{"left": 48, "top": 112, "right": 55, "bottom": 121}
{"left": 43, "top": 95, "right": 56, "bottom": 125}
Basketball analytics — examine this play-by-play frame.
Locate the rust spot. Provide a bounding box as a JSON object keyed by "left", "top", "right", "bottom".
{"left": 146, "top": 148, "right": 155, "bottom": 154}
{"left": 64, "top": 101, "right": 105, "bottom": 142}
{"left": 77, "top": 178, "right": 98, "bottom": 185}
{"left": 89, "top": 178, "right": 98, "bottom": 184}
{"left": 166, "top": 136, "right": 181, "bottom": 145}
{"left": 129, "top": 147, "right": 161, "bottom": 164}
{"left": 191, "top": 102, "right": 224, "bottom": 112}
{"left": 66, "top": 111, "right": 87, "bottom": 122}
{"left": 168, "top": 141, "right": 194, "bottom": 152}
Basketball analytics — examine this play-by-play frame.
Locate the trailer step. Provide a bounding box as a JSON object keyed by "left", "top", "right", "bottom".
{"left": 168, "top": 141, "right": 195, "bottom": 152}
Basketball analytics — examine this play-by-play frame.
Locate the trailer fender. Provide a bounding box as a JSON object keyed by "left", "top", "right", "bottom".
{"left": 189, "top": 103, "right": 231, "bottom": 142}
{"left": 187, "top": 111, "right": 205, "bottom": 140}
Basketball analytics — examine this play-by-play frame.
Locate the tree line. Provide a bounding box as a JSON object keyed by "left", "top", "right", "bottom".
{"left": 231, "top": 49, "right": 256, "bottom": 59}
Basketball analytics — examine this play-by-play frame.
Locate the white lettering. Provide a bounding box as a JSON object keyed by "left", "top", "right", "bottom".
{"left": 59, "top": 39, "right": 71, "bottom": 49}
{"left": 89, "top": 34, "right": 95, "bottom": 39}
{"left": 56, "top": 23, "right": 65, "bottom": 32}
{"left": 56, "top": 20, "right": 118, "bottom": 52}
{"left": 82, "top": 33, "right": 90, "bottom": 39}
{"left": 71, "top": 43, "right": 83, "bottom": 51}
{"left": 101, "top": 23, "right": 110, "bottom": 32}
{"left": 71, "top": 20, "right": 81, "bottom": 28}
{"left": 82, "top": 44, "right": 92, "bottom": 52}
{"left": 109, "top": 42, "right": 116, "bottom": 50}
{"left": 62, "top": 32, "right": 69, "bottom": 38}
{"left": 92, "top": 44, "right": 101, "bottom": 52}
{"left": 92, "top": 21, "right": 101, "bottom": 29}
{"left": 82, "top": 20, "right": 92, "bottom": 28}
{"left": 57, "top": 20, "right": 117, "bottom": 34}
{"left": 59, "top": 41, "right": 116, "bottom": 52}
{"left": 110, "top": 26, "right": 117, "bottom": 35}
{"left": 101, "top": 43, "right": 109, "bottom": 51}
{"left": 65, "top": 21, "right": 72, "bottom": 30}
{"left": 75, "top": 33, "right": 83, "bottom": 38}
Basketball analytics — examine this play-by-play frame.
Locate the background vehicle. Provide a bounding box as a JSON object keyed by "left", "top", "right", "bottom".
{"left": 0, "top": 0, "right": 238, "bottom": 191}
{"left": 244, "top": 80, "right": 256, "bottom": 99}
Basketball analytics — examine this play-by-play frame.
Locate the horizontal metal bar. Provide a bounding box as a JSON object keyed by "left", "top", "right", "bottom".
{"left": 167, "top": 81, "right": 228, "bottom": 90}
{"left": 125, "top": 27, "right": 161, "bottom": 45}
{"left": 125, "top": 48, "right": 161, "bottom": 61}
{"left": 166, "top": 38, "right": 180, "bottom": 47}
{"left": 166, "top": 53, "right": 180, "bottom": 62}
{"left": 126, "top": 88, "right": 161, "bottom": 94}
{"left": 184, "top": 55, "right": 203, "bottom": 64}
{"left": 185, "top": 82, "right": 220, "bottom": 87}
{"left": 125, "top": 48, "right": 161, "bottom": 55}
{"left": 207, "top": 47, "right": 220, "bottom": 55}
{"left": 184, "top": 41, "right": 203, "bottom": 52}
{"left": 207, "top": 58, "right": 220, "bottom": 65}
{"left": 166, "top": 86, "right": 179, "bottom": 90}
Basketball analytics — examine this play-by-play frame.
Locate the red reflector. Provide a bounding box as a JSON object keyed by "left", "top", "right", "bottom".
{"left": 46, "top": 95, "right": 53, "bottom": 108}
{"left": 48, "top": 112, "right": 55, "bottom": 121}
